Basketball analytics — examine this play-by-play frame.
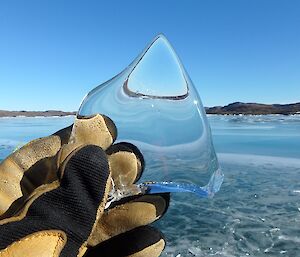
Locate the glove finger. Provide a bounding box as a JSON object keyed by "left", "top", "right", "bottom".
{"left": 69, "top": 114, "right": 117, "bottom": 147}
{"left": 58, "top": 114, "right": 117, "bottom": 164}
{"left": 106, "top": 142, "right": 145, "bottom": 188}
{"left": 0, "top": 114, "right": 116, "bottom": 219}
{"left": 85, "top": 226, "right": 166, "bottom": 257}
{"left": 88, "top": 193, "right": 169, "bottom": 246}
{"left": 0, "top": 124, "right": 74, "bottom": 219}
{"left": 0, "top": 136, "right": 62, "bottom": 217}
{"left": 0, "top": 145, "right": 111, "bottom": 257}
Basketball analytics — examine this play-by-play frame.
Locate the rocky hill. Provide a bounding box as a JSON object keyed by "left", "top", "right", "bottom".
{"left": 205, "top": 102, "right": 300, "bottom": 115}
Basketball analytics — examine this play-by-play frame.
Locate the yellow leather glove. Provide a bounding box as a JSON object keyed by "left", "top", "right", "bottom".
{"left": 0, "top": 115, "right": 169, "bottom": 257}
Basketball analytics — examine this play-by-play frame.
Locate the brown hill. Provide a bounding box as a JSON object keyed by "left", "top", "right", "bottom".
{"left": 205, "top": 102, "right": 300, "bottom": 115}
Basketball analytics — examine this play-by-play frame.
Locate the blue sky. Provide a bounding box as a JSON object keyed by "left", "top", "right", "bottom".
{"left": 0, "top": 0, "right": 299, "bottom": 111}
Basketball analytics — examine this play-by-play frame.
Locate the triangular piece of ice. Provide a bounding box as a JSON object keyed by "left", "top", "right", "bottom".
{"left": 125, "top": 35, "right": 188, "bottom": 99}
{"left": 78, "top": 34, "right": 224, "bottom": 200}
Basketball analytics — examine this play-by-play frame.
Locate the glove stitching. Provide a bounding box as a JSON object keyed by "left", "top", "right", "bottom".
{"left": 53, "top": 233, "right": 66, "bottom": 257}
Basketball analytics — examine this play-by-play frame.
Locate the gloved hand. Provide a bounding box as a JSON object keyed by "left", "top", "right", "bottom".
{"left": 0, "top": 114, "right": 169, "bottom": 257}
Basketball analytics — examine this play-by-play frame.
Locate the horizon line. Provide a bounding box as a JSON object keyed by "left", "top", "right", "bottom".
{"left": 1, "top": 101, "right": 300, "bottom": 112}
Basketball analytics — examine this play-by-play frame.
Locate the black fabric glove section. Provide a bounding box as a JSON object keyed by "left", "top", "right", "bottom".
{"left": 85, "top": 226, "right": 165, "bottom": 257}
{"left": 0, "top": 145, "right": 110, "bottom": 257}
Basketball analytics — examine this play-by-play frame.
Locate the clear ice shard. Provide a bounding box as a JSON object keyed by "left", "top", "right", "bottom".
{"left": 78, "top": 34, "right": 224, "bottom": 200}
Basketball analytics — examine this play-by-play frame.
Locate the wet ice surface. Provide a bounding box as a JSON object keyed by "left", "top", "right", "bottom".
{"left": 0, "top": 115, "right": 299, "bottom": 256}
{"left": 0, "top": 116, "right": 74, "bottom": 160}
{"left": 158, "top": 156, "right": 300, "bottom": 257}
{"left": 158, "top": 115, "right": 300, "bottom": 257}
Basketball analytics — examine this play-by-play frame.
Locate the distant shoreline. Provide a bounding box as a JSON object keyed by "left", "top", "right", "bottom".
{"left": 205, "top": 102, "right": 300, "bottom": 115}
{"left": 0, "top": 110, "right": 76, "bottom": 117}
{"left": 1, "top": 102, "right": 300, "bottom": 117}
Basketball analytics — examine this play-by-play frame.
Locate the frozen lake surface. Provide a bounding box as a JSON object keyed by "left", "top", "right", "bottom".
{"left": 0, "top": 115, "right": 299, "bottom": 256}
